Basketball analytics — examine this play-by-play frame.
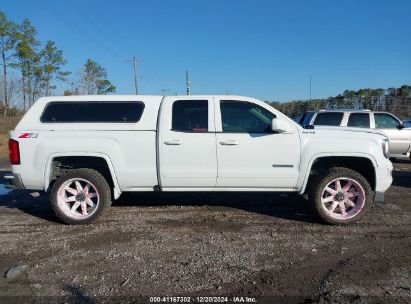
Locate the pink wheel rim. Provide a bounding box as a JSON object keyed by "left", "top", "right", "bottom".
{"left": 56, "top": 178, "right": 100, "bottom": 220}
{"left": 320, "top": 177, "right": 366, "bottom": 220}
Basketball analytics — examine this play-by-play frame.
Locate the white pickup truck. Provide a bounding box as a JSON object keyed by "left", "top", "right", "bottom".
{"left": 6, "top": 95, "right": 393, "bottom": 225}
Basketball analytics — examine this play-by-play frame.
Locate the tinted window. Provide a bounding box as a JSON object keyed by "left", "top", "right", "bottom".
{"left": 347, "top": 113, "right": 370, "bottom": 128}
{"left": 220, "top": 101, "right": 275, "bottom": 133}
{"left": 313, "top": 112, "right": 344, "bottom": 126}
{"left": 41, "top": 102, "right": 144, "bottom": 123}
{"left": 172, "top": 100, "right": 208, "bottom": 132}
{"left": 374, "top": 113, "right": 400, "bottom": 129}
{"left": 299, "top": 112, "right": 315, "bottom": 126}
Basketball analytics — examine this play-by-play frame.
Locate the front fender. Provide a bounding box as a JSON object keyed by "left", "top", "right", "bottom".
{"left": 297, "top": 152, "right": 378, "bottom": 194}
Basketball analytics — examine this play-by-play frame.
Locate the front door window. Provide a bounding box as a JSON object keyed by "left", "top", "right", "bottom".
{"left": 220, "top": 100, "right": 275, "bottom": 133}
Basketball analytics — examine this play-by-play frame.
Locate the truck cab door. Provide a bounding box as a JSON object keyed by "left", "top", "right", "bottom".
{"left": 215, "top": 98, "right": 300, "bottom": 189}
{"left": 158, "top": 97, "right": 217, "bottom": 188}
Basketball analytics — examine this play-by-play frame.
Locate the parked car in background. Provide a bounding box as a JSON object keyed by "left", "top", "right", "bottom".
{"left": 297, "top": 111, "right": 316, "bottom": 127}
{"left": 299, "top": 109, "right": 411, "bottom": 159}
{"left": 403, "top": 119, "right": 411, "bottom": 128}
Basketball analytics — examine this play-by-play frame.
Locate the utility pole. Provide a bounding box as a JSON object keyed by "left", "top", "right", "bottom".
{"left": 126, "top": 57, "right": 140, "bottom": 95}
{"left": 309, "top": 74, "right": 312, "bottom": 100}
{"left": 185, "top": 70, "right": 190, "bottom": 95}
{"left": 132, "top": 57, "right": 140, "bottom": 95}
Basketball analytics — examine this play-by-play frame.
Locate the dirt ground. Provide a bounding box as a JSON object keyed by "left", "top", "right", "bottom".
{"left": 0, "top": 160, "right": 410, "bottom": 304}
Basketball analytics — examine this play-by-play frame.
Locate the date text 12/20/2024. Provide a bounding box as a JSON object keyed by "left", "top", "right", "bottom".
{"left": 149, "top": 296, "right": 257, "bottom": 303}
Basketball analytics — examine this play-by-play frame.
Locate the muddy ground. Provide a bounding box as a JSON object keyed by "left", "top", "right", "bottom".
{"left": 0, "top": 160, "right": 410, "bottom": 303}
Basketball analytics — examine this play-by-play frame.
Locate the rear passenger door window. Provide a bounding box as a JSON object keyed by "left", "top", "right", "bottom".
{"left": 347, "top": 113, "right": 370, "bottom": 128}
{"left": 313, "top": 112, "right": 344, "bottom": 126}
{"left": 172, "top": 100, "right": 208, "bottom": 132}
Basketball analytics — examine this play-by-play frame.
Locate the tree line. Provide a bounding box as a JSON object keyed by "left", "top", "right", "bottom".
{"left": 0, "top": 11, "right": 115, "bottom": 117}
{"left": 268, "top": 85, "right": 411, "bottom": 119}
{"left": 1, "top": 11, "right": 410, "bottom": 120}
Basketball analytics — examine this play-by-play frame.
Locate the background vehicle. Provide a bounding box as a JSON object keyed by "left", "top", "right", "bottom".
{"left": 299, "top": 109, "right": 411, "bottom": 158}
{"left": 403, "top": 119, "right": 411, "bottom": 128}
{"left": 6, "top": 96, "right": 393, "bottom": 225}
{"left": 297, "top": 111, "right": 316, "bottom": 127}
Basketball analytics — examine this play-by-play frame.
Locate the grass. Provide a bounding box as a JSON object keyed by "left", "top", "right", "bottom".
{"left": 0, "top": 116, "right": 23, "bottom": 160}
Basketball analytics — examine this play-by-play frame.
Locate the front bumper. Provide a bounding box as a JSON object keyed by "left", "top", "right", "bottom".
{"left": 3, "top": 173, "right": 25, "bottom": 190}
{"left": 373, "top": 158, "right": 393, "bottom": 203}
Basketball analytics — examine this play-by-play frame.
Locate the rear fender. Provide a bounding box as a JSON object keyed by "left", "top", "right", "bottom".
{"left": 44, "top": 152, "right": 122, "bottom": 199}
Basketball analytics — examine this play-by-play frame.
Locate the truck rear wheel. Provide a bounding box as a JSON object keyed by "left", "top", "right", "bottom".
{"left": 308, "top": 167, "right": 372, "bottom": 225}
{"left": 51, "top": 168, "right": 111, "bottom": 225}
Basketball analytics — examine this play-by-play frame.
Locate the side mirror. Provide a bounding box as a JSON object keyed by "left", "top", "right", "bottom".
{"left": 271, "top": 118, "right": 288, "bottom": 133}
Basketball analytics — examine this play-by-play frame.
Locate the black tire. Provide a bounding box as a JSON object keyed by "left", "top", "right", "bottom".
{"left": 51, "top": 168, "right": 112, "bottom": 225}
{"left": 308, "top": 167, "right": 372, "bottom": 225}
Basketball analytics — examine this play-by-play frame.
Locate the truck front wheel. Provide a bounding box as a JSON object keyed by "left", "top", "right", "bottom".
{"left": 51, "top": 168, "right": 112, "bottom": 225}
{"left": 308, "top": 167, "right": 372, "bottom": 224}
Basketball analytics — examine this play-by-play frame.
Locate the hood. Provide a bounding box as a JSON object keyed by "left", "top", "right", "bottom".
{"left": 310, "top": 126, "right": 388, "bottom": 138}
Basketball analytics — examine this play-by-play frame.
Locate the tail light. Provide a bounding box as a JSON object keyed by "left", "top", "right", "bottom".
{"left": 8, "top": 139, "right": 20, "bottom": 165}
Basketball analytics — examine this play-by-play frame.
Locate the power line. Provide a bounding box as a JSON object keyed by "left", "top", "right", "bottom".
{"left": 58, "top": 1, "right": 150, "bottom": 95}
{"left": 40, "top": 0, "right": 169, "bottom": 95}
{"left": 81, "top": 0, "right": 139, "bottom": 56}
{"left": 39, "top": 1, "right": 128, "bottom": 62}
{"left": 139, "top": 65, "right": 161, "bottom": 92}
{"left": 65, "top": 0, "right": 130, "bottom": 59}
{"left": 82, "top": 0, "right": 165, "bottom": 91}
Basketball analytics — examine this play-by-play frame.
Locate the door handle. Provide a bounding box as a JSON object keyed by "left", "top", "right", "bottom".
{"left": 164, "top": 140, "right": 183, "bottom": 145}
{"left": 219, "top": 140, "right": 239, "bottom": 146}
